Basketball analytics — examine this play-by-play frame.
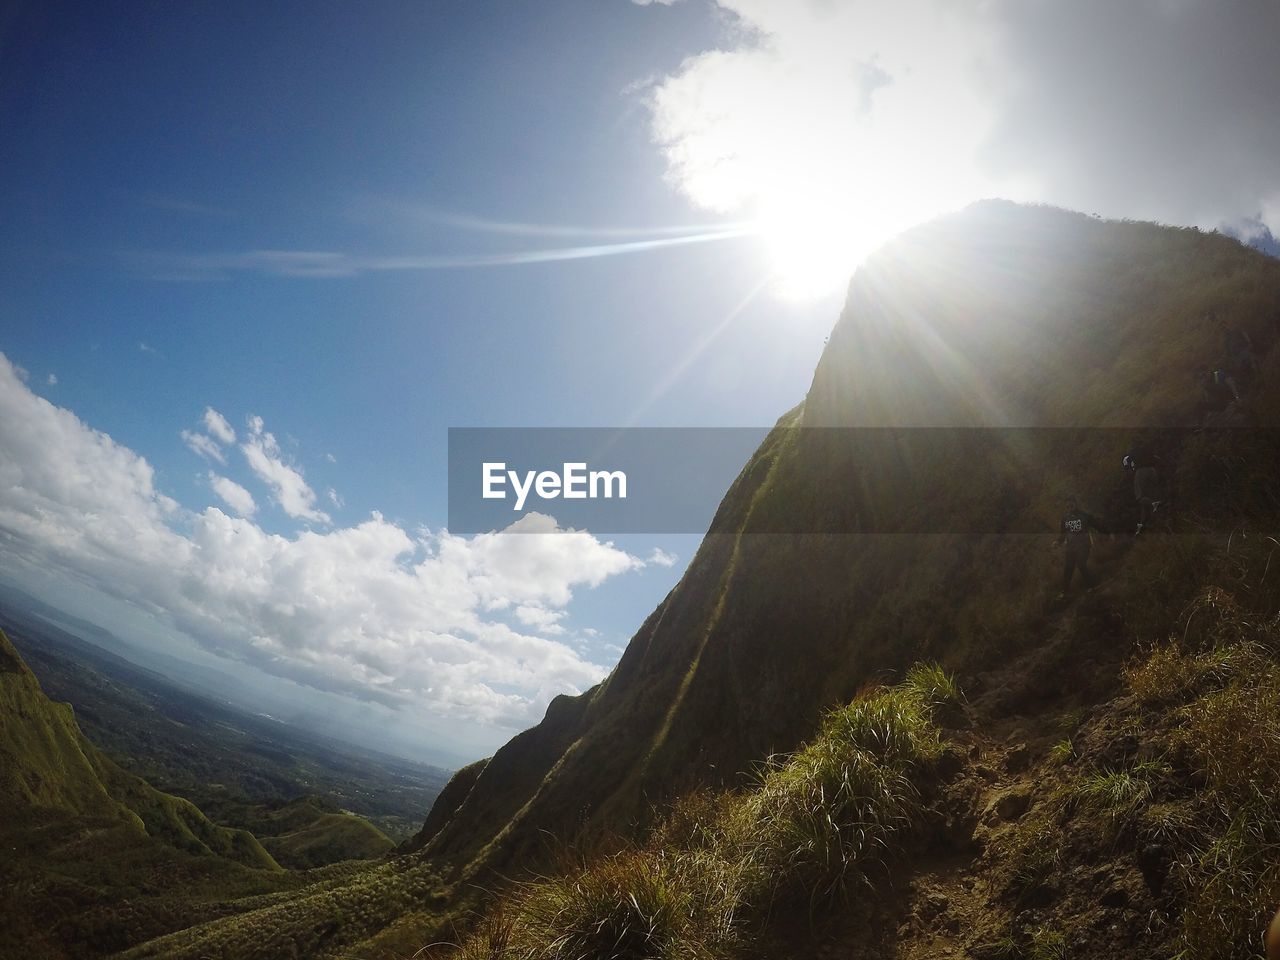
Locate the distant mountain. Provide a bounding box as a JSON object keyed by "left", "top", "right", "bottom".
{"left": 240, "top": 796, "right": 396, "bottom": 869}
{"left": 0, "top": 627, "right": 277, "bottom": 866}
{"left": 1223, "top": 216, "right": 1280, "bottom": 257}
{"left": 0, "top": 627, "right": 291, "bottom": 957}
{"left": 0, "top": 602, "right": 449, "bottom": 841}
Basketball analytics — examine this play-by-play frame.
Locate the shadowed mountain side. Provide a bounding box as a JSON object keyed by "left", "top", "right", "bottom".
{"left": 413, "top": 203, "right": 1280, "bottom": 879}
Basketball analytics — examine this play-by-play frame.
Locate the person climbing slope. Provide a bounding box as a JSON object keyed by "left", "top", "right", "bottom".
{"left": 1198, "top": 367, "right": 1241, "bottom": 406}
{"left": 1123, "top": 454, "right": 1164, "bottom": 535}
{"left": 1053, "top": 496, "right": 1106, "bottom": 599}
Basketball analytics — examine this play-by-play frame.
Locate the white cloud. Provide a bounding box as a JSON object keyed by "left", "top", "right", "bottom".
{"left": 0, "top": 352, "right": 642, "bottom": 729}
{"left": 203, "top": 407, "right": 236, "bottom": 444}
{"left": 241, "top": 415, "right": 330, "bottom": 524}
{"left": 46, "top": 373, "right": 57, "bottom": 386}
{"left": 514, "top": 604, "right": 567, "bottom": 635}
{"left": 325, "top": 452, "right": 337, "bottom": 463}
{"left": 327, "top": 488, "right": 344, "bottom": 508}
{"left": 640, "top": 0, "right": 1280, "bottom": 294}
{"left": 647, "top": 547, "right": 678, "bottom": 567}
{"left": 208, "top": 472, "right": 256, "bottom": 517}
{"left": 181, "top": 429, "right": 226, "bottom": 464}
{"left": 138, "top": 341, "right": 157, "bottom": 354}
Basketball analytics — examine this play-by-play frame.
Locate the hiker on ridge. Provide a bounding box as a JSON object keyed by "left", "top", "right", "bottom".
{"left": 1198, "top": 367, "right": 1241, "bottom": 406}
{"left": 1053, "top": 496, "right": 1105, "bottom": 599}
{"left": 1123, "top": 454, "right": 1164, "bottom": 535}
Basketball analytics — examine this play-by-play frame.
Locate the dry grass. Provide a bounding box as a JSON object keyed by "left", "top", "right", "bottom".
{"left": 1120, "top": 591, "right": 1280, "bottom": 960}
{"left": 439, "top": 670, "right": 958, "bottom": 959}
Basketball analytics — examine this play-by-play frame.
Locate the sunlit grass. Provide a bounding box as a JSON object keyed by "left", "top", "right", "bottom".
{"left": 439, "top": 669, "right": 960, "bottom": 959}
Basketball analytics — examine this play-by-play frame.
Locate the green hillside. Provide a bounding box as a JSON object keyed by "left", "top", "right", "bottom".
{"left": 238, "top": 796, "right": 396, "bottom": 869}
{"left": 0, "top": 626, "right": 279, "bottom": 870}
{"left": 0, "top": 627, "right": 295, "bottom": 958}
{"left": 1, "top": 603, "right": 448, "bottom": 843}
{"left": 114, "top": 202, "right": 1280, "bottom": 958}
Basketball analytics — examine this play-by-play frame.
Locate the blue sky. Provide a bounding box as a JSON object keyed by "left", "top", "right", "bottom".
{"left": 4, "top": 0, "right": 1280, "bottom": 765}
{"left": 0, "top": 0, "right": 838, "bottom": 763}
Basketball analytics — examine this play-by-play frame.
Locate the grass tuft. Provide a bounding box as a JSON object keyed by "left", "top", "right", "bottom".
{"left": 903, "top": 662, "right": 964, "bottom": 714}
{"left": 445, "top": 668, "right": 961, "bottom": 957}
{"left": 1047, "top": 739, "right": 1075, "bottom": 766}
{"left": 1028, "top": 925, "right": 1069, "bottom": 960}
{"left": 1120, "top": 593, "right": 1280, "bottom": 960}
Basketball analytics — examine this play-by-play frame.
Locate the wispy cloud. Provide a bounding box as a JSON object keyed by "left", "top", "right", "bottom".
{"left": 241, "top": 415, "right": 330, "bottom": 524}
{"left": 123, "top": 227, "right": 751, "bottom": 281}
{"left": 181, "top": 429, "right": 226, "bottom": 464}
{"left": 349, "top": 195, "right": 753, "bottom": 239}
{"left": 46, "top": 373, "right": 57, "bottom": 386}
{"left": 202, "top": 407, "right": 236, "bottom": 444}
{"left": 138, "top": 341, "right": 158, "bottom": 354}
{"left": 208, "top": 472, "right": 256, "bottom": 517}
{"left": 131, "top": 192, "right": 236, "bottom": 219}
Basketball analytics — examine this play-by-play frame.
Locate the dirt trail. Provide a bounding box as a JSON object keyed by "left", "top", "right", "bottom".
{"left": 810, "top": 587, "right": 1143, "bottom": 960}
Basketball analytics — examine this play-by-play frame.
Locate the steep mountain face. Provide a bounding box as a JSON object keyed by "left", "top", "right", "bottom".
{"left": 416, "top": 202, "right": 1280, "bottom": 878}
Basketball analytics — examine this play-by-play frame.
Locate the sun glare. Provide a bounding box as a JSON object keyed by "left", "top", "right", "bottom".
{"left": 743, "top": 149, "right": 987, "bottom": 302}
{"left": 753, "top": 183, "right": 988, "bottom": 302}
{"left": 747, "top": 164, "right": 927, "bottom": 301}
{"left": 756, "top": 205, "right": 885, "bottom": 302}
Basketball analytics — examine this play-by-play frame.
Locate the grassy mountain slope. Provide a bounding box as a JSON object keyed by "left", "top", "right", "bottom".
{"left": 0, "top": 627, "right": 299, "bottom": 958}
{"left": 417, "top": 203, "right": 1280, "bottom": 875}
{"left": 123, "top": 201, "right": 1280, "bottom": 958}
{"left": 0, "top": 627, "right": 278, "bottom": 870}
{"left": 416, "top": 203, "right": 1280, "bottom": 959}
{"left": 1, "top": 604, "right": 448, "bottom": 841}
{"left": 242, "top": 796, "right": 396, "bottom": 869}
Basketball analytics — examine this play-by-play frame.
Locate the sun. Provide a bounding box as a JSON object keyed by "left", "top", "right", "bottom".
{"left": 752, "top": 189, "right": 910, "bottom": 302}
{"left": 747, "top": 171, "right": 979, "bottom": 302}
{"left": 756, "top": 210, "right": 869, "bottom": 302}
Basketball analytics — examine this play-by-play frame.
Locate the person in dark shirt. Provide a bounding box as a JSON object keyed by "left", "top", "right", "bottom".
{"left": 1198, "top": 367, "right": 1241, "bottom": 406}
{"left": 1123, "top": 454, "right": 1164, "bottom": 535}
{"left": 1053, "top": 496, "right": 1105, "bottom": 598}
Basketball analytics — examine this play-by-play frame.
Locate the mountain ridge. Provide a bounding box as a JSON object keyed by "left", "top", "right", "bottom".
{"left": 104, "top": 200, "right": 1280, "bottom": 958}
{"left": 413, "top": 202, "right": 1280, "bottom": 878}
